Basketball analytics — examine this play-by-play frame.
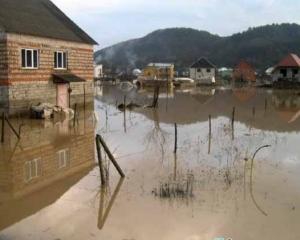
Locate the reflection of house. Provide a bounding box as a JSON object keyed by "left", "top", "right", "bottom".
{"left": 0, "top": 111, "right": 95, "bottom": 230}
{"left": 272, "top": 53, "right": 300, "bottom": 83}
{"left": 233, "top": 60, "right": 256, "bottom": 83}
{"left": 142, "top": 63, "right": 174, "bottom": 81}
{"left": 94, "top": 64, "right": 104, "bottom": 79}
{"left": 0, "top": 0, "right": 97, "bottom": 113}
{"left": 190, "top": 57, "right": 216, "bottom": 84}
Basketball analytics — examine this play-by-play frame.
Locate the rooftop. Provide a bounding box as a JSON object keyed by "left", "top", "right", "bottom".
{"left": 0, "top": 0, "right": 97, "bottom": 45}
{"left": 190, "top": 57, "right": 216, "bottom": 69}
{"left": 276, "top": 53, "right": 300, "bottom": 68}
{"left": 147, "top": 63, "right": 174, "bottom": 68}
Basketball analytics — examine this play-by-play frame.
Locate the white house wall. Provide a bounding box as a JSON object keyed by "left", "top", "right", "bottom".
{"left": 272, "top": 69, "right": 300, "bottom": 82}
{"left": 190, "top": 68, "right": 216, "bottom": 84}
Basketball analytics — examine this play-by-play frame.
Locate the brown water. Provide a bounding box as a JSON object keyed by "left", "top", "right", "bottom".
{"left": 1, "top": 86, "right": 300, "bottom": 240}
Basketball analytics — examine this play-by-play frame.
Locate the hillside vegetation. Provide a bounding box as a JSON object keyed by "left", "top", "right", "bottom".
{"left": 95, "top": 23, "right": 300, "bottom": 72}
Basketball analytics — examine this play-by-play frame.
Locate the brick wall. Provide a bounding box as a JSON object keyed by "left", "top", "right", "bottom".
{"left": 2, "top": 118, "right": 95, "bottom": 197}
{"left": 0, "top": 32, "right": 9, "bottom": 109}
{"left": 4, "top": 33, "right": 95, "bottom": 112}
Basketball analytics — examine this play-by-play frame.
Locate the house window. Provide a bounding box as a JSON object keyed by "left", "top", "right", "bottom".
{"left": 197, "top": 68, "right": 201, "bottom": 72}
{"left": 57, "top": 149, "right": 69, "bottom": 169}
{"left": 293, "top": 69, "right": 299, "bottom": 76}
{"left": 206, "top": 68, "right": 211, "bottom": 73}
{"left": 280, "top": 69, "right": 287, "bottom": 77}
{"left": 24, "top": 158, "right": 42, "bottom": 182}
{"left": 21, "top": 49, "right": 39, "bottom": 69}
{"left": 54, "top": 51, "right": 67, "bottom": 69}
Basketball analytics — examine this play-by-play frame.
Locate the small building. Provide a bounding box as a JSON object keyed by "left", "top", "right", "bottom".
{"left": 233, "top": 60, "right": 256, "bottom": 83}
{"left": 189, "top": 58, "right": 216, "bottom": 85}
{"left": 142, "top": 63, "right": 174, "bottom": 81}
{"left": 272, "top": 53, "right": 300, "bottom": 83}
{"left": 0, "top": 0, "right": 98, "bottom": 113}
{"left": 94, "top": 64, "right": 103, "bottom": 79}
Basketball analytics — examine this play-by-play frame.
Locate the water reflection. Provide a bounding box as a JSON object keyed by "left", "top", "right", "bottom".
{"left": 0, "top": 110, "right": 95, "bottom": 231}
{"left": 98, "top": 177, "right": 124, "bottom": 230}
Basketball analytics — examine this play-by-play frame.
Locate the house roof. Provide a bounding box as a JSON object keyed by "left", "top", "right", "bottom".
{"left": 0, "top": 0, "right": 97, "bottom": 45}
{"left": 275, "top": 53, "right": 300, "bottom": 68}
{"left": 53, "top": 73, "right": 86, "bottom": 84}
{"left": 147, "top": 63, "right": 174, "bottom": 68}
{"left": 190, "top": 57, "right": 216, "bottom": 69}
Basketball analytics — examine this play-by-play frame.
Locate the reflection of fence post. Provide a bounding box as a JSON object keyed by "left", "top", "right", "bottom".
{"left": 1, "top": 112, "right": 4, "bottom": 143}
{"left": 96, "top": 134, "right": 125, "bottom": 178}
{"left": 96, "top": 136, "right": 106, "bottom": 185}
{"left": 73, "top": 103, "right": 77, "bottom": 127}
{"left": 5, "top": 116, "right": 20, "bottom": 139}
{"left": 252, "top": 106, "right": 256, "bottom": 118}
{"left": 174, "top": 123, "right": 177, "bottom": 154}
{"left": 208, "top": 115, "right": 211, "bottom": 154}
{"left": 123, "top": 96, "right": 126, "bottom": 133}
{"left": 264, "top": 99, "right": 267, "bottom": 113}
{"left": 231, "top": 107, "right": 235, "bottom": 140}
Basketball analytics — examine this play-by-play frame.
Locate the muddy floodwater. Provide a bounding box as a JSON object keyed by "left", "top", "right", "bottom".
{"left": 1, "top": 86, "right": 300, "bottom": 240}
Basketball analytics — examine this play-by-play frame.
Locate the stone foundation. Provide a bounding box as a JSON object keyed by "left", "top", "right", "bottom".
{"left": 5, "top": 81, "right": 94, "bottom": 114}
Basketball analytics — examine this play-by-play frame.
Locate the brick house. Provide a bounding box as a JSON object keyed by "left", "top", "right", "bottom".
{"left": 233, "top": 60, "right": 256, "bottom": 83}
{"left": 0, "top": 0, "right": 97, "bottom": 113}
{"left": 189, "top": 57, "right": 216, "bottom": 85}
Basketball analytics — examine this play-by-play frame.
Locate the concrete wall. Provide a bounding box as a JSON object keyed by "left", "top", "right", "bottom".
{"left": 190, "top": 67, "right": 216, "bottom": 84}
{"left": 2, "top": 33, "right": 95, "bottom": 112}
{"left": 272, "top": 68, "right": 300, "bottom": 82}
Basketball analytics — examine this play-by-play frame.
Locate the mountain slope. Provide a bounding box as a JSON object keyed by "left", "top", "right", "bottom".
{"left": 95, "top": 24, "right": 300, "bottom": 71}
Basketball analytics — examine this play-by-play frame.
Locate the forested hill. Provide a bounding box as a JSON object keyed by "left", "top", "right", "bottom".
{"left": 94, "top": 23, "right": 300, "bottom": 72}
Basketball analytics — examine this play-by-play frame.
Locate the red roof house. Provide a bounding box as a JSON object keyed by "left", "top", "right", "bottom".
{"left": 272, "top": 53, "right": 300, "bottom": 82}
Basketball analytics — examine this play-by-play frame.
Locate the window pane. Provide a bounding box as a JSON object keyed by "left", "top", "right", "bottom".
{"left": 57, "top": 52, "right": 62, "bottom": 68}
{"left": 26, "top": 50, "right": 32, "bottom": 67}
{"left": 54, "top": 52, "right": 57, "bottom": 68}
{"left": 33, "top": 50, "right": 38, "bottom": 68}
{"left": 21, "top": 49, "right": 26, "bottom": 68}
{"left": 63, "top": 52, "right": 67, "bottom": 68}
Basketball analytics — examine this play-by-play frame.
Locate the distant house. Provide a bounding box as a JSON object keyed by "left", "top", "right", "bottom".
{"left": 142, "top": 63, "right": 174, "bottom": 81}
{"left": 272, "top": 53, "right": 300, "bottom": 83}
{"left": 189, "top": 58, "right": 216, "bottom": 85}
{"left": 94, "top": 64, "right": 103, "bottom": 79}
{"left": 233, "top": 60, "right": 256, "bottom": 83}
{"left": 0, "top": 0, "right": 98, "bottom": 113}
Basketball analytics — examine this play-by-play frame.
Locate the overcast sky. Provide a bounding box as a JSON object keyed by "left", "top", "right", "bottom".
{"left": 52, "top": 0, "right": 300, "bottom": 49}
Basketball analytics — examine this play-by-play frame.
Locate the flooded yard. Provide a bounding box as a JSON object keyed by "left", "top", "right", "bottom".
{"left": 1, "top": 86, "right": 300, "bottom": 240}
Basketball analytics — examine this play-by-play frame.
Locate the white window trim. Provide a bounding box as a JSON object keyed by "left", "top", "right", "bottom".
{"left": 54, "top": 51, "right": 67, "bottom": 70}
{"left": 24, "top": 158, "right": 41, "bottom": 182}
{"left": 21, "top": 48, "right": 39, "bottom": 69}
{"left": 57, "top": 148, "right": 69, "bottom": 169}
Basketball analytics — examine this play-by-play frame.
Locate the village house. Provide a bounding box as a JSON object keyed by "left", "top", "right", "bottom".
{"left": 233, "top": 60, "right": 256, "bottom": 83}
{"left": 0, "top": 0, "right": 98, "bottom": 113}
{"left": 271, "top": 53, "right": 300, "bottom": 83}
{"left": 189, "top": 57, "right": 216, "bottom": 85}
{"left": 142, "top": 63, "right": 174, "bottom": 81}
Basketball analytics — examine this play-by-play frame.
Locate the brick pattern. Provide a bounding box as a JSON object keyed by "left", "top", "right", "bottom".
{"left": 1, "top": 119, "right": 95, "bottom": 196}
{"left": 0, "top": 33, "right": 95, "bottom": 112}
{"left": 0, "top": 32, "right": 8, "bottom": 85}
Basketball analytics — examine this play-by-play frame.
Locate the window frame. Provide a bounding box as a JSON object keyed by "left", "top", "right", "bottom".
{"left": 21, "top": 48, "right": 39, "bottom": 69}
{"left": 57, "top": 148, "right": 69, "bottom": 169}
{"left": 54, "top": 51, "right": 68, "bottom": 70}
{"left": 24, "top": 158, "right": 41, "bottom": 182}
